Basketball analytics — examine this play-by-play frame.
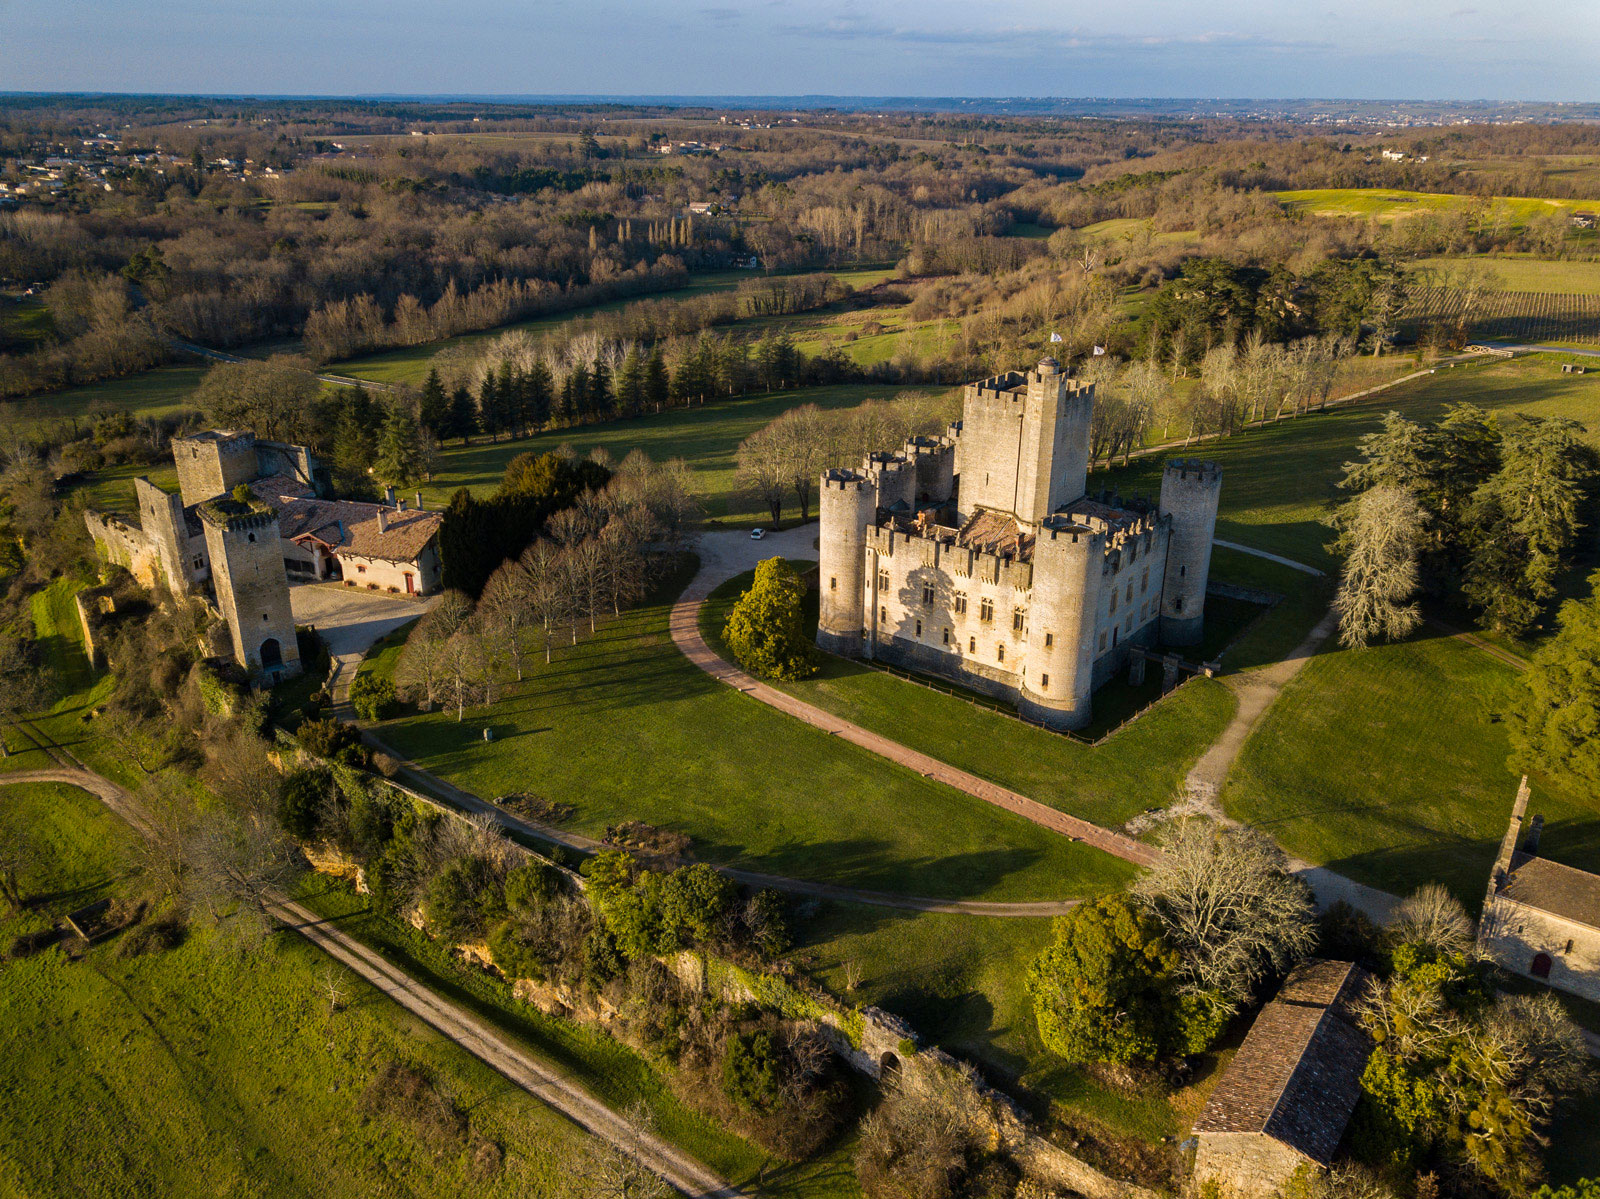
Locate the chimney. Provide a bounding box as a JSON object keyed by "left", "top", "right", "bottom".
{"left": 415, "top": 491, "right": 424, "bottom": 511}
{"left": 397, "top": 497, "right": 407, "bottom": 512}
{"left": 377, "top": 508, "right": 389, "bottom": 534}
{"left": 1524, "top": 814, "right": 1545, "bottom": 857}
{"left": 384, "top": 485, "right": 396, "bottom": 506}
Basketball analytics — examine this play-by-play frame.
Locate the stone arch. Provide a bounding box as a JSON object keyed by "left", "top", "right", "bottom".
{"left": 1531, "top": 952, "right": 1552, "bottom": 979}
{"left": 260, "top": 637, "right": 282, "bottom": 668}
{"left": 879, "top": 1051, "right": 900, "bottom": 1077}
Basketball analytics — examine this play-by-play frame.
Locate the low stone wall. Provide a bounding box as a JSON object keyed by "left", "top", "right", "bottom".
{"left": 1193, "top": 1133, "right": 1310, "bottom": 1199}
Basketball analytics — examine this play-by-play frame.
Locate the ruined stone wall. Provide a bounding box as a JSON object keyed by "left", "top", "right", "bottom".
{"left": 1480, "top": 899, "right": 1600, "bottom": 1003}
{"left": 173, "top": 431, "right": 259, "bottom": 507}
{"left": 1193, "top": 1133, "right": 1312, "bottom": 1199}
{"left": 84, "top": 511, "right": 162, "bottom": 588}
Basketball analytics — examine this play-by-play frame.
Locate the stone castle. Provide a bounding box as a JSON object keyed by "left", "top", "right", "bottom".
{"left": 817, "top": 357, "right": 1222, "bottom": 729}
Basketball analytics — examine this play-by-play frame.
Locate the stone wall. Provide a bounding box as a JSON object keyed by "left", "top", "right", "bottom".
{"left": 1193, "top": 1132, "right": 1311, "bottom": 1199}
{"left": 1480, "top": 899, "right": 1600, "bottom": 1002}
{"left": 84, "top": 511, "right": 162, "bottom": 588}
{"left": 203, "top": 510, "right": 300, "bottom": 677}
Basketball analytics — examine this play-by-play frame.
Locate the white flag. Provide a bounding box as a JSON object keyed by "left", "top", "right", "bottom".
{"left": 1092, "top": 344, "right": 1106, "bottom": 356}
{"left": 1049, "top": 332, "right": 1063, "bottom": 343}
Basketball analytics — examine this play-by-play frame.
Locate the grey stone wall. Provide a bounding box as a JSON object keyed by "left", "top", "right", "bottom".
{"left": 1158, "top": 459, "right": 1222, "bottom": 647}
{"left": 174, "top": 431, "right": 259, "bottom": 507}
{"left": 817, "top": 469, "right": 875, "bottom": 656}
{"left": 1481, "top": 899, "right": 1600, "bottom": 1002}
{"left": 203, "top": 510, "right": 301, "bottom": 678}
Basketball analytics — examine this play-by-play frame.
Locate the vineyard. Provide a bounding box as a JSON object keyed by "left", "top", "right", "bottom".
{"left": 1403, "top": 288, "right": 1600, "bottom": 345}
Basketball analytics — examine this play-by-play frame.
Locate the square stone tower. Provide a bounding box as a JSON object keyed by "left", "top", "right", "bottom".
{"left": 197, "top": 500, "right": 300, "bottom": 680}
{"left": 174, "top": 430, "right": 260, "bottom": 507}
{"left": 956, "top": 358, "right": 1092, "bottom": 525}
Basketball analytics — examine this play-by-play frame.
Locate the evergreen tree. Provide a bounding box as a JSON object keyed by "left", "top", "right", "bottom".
{"left": 447, "top": 384, "right": 477, "bottom": 444}
{"left": 722, "top": 558, "right": 817, "bottom": 680}
{"left": 330, "top": 405, "right": 379, "bottom": 496}
{"left": 644, "top": 348, "right": 670, "bottom": 411}
{"left": 526, "top": 361, "right": 553, "bottom": 430}
{"left": 477, "top": 371, "right": 501, "bottom": 441}
{"left": 589, "top": 358, "right": 615, "bottom": 420}
{"left": 374, "top": 406, "right": 425, "bottom": 490}
{"left": 1508, "top": 571, "right": 1600, "bottom": 786}
{"left": 497, "top": 360, "right": 520, "bottom": 437}
{"left": 615, "top": 348, "right": 645, "bottom": 416}
{"left": 417, "top": 367, "right": 450, "bottom": 440}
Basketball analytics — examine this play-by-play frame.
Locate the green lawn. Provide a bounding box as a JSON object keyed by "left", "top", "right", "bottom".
{"left": 5, "top": 363, "right": 207, "bottom": 435}
{"left": 1275, "top": 188, "right": 1600, "bottom": 225}
{"left": 1222, "top": 629, "right": 1596, "bottom": 909}
{"left": 1410, "top": 255, "right": 1600, "bottom": 295}
{"left": 418, "top": 382, "right": 920, "bottom": 527}
{"left": 0, "top": 781, "right": 605, "bottom": 1199}
{"left": 364, "top": 557, "right": 1133, "bottom": 903}
{"left": 699, "top": 562, "right": 1238, "bottom": 834}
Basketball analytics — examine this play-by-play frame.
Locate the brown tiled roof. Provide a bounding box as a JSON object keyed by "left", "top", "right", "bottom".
{"left": 276, "top": 497, "right": 441, "bottom": 564}
{"left": 1192, "top": 959, "right": 1373, "bottom": 1165}
{"left": 1502, "top": 853, "right": 1600, "bottom": 930}
{"left": 251, "top": 473, "right": 316, "bottom": 502}
{"left": 958, "top": 509, "right": 1036, "bottom": 559}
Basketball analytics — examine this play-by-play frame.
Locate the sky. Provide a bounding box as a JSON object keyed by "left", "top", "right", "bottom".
{"left": 3, "top": 0, "right": 1599, "bottom": 101}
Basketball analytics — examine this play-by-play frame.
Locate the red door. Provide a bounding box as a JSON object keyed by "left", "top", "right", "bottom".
{"left": 404, "top": 572, "right": 414, "bottom": 595}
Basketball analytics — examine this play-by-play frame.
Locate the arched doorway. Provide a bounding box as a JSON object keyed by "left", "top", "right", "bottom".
{"left": 878, "top": 1052, "right": 900, "bottom": 1078}
{"left": 260, "top": 637, "right": 282, "bottom": 669}
{"left": 1531, "top": 952, "right": 1552, "bottom": 979}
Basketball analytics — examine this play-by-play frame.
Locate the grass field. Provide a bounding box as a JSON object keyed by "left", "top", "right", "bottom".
{"left": 363, "top": 557, "right": 1132, "bottom": 902}
{"left": 698, "top": 564, "right": 1239, "bottom": 833}
{"left": 1275, "top": 188, "right": 1600, "bottom": 225}
{"left": 1222, "top": 630, "right": 1595, "bottom": 908}
{"left": 0, "top": 780, "right": 609, "bottom": 1199}
{"left": 416, "top": 382, "right": 924, "bottom": 526}
{"left": 1078, "top": 218, "right": 1201, "bottom": 245}
{"left": 6, "top": 363, "right": 208, "bottom": 435}
{"left": 1410, "top": 256, "right": 1600, "bottom": 295}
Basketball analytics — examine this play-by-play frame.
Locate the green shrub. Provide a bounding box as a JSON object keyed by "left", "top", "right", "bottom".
{"left": 278, "top": 766, "right": 333, "bottom": 840}
{"left": 722, "top": 1030, "right": 783, "bottom": 1113}
{"left": 422, "top": 855, "right": 506, "bottom": 943}
{"left": 504, "top": 859, "right": 560, "bottom": 915}
{"left": 295, "top": 716, "right": 366, "bottom": 767}
{"left": 722, "top": 558, "right": 817, "bottom": 680}
{"left": 487, "top": 919, "right": 546, "bottom": 982}
{"left": 350, "top": 672, "right": 397, "bottom": 721}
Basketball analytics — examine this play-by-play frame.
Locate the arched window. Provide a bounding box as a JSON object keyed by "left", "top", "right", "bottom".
{"left": 1531, "top": 952, "right": 1553, "bottom": 979}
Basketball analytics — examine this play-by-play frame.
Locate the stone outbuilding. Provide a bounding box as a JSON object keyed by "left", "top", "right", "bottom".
{"left": 1479, "top": 778, "right": 1600, "bottom": 1002}
{"left": 1191, "top": 958, "right": 1373, "bottom": 1198}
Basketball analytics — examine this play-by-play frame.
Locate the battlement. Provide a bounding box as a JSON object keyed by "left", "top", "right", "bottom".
{"left": 176, "top": 428, "right": 256, "bottom": 454}
{"left": 902, "top": 434, "right": 955, "bottom": 457}
{"left": 197, "top": 499, "right": 278, "bottom": 533}
{"left": 1163, "top": 458, "right": 1223, "bottom": 485}
{"left": 822, "top": 468, "right": 869, "bottom": 492}
{"left": 864, "top": 450, "right": 913, "bottom": 472}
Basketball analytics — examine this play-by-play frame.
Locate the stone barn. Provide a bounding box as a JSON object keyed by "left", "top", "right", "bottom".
{"left": 1479, "top": 778, "right": 1600, "bottom": 1002}
{"left": 1191, "top": 959, "right": 1373, "bottom": 1198}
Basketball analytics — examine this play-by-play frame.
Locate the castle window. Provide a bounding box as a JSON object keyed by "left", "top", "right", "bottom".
{"left": 877, "top": 570, "right": 889, "bottom": 591}
{"left": 943, "top": 629, "right": 950, "bottom": 645}
{"left": 996, "top": 644, "right": 1004, "bottom": 663}
{"left": 1565, "top": 939, "right": 1575, "bottom": 954}
{"left": 1126, "top": 583, "right": 1134, "bottom": 603}
{"left": 261, "top": 613, "right": 269, "bottom": 622}
{"left": 1174, "top": 597, "right": 1183, "bottom": 613}
{"left": 247, "top": 533, "right": 256, "bottom": 543}
{"left": 1040, "top": 673, "right": 1049, "bottom": 689}
{"left": 979, "top": 598, "right": 994, "bottom": 623}
{"left": 1044, "top": 632, "right": 1053, "bottom": 648}
{"left": 1141, "top": 568, "right": 1149, "bottom": 592}
{"left": 1012, "top": 608, "right": 1025, "bottom": 632}
{"left": 1112, "top": 627, "right": 1119, "bottom": 648}
{"left": 830, "top": 576, "right": 837, "bottom": 591}
{"left": 921, "top": 584, "right": 934, "bottom": 606}
{"left": 915, "top": 619, "right": 922, "bottom": 637}
{"left": 1180, "top": 565, "right": 1187, "bottom": 578}
{"left": 969, "top": 637, "right": 976, "bottom": 653}
{"left": 1098, "top": 632, "right": 1107, "bottom": 652}
{"left": 1109, "top": 590, "right": 1117, "bottom": 614}
{"left": 1125, "top": 616, "right": 1133, "bottom": 634}
{"left": 192, "top": 557, "right": 203, "bottom": 570}
{"left": 880, "top": 606, "right": 887, "bottom": 624}
{"left": 954, "top": 592, "right": 967, "bottom": 615}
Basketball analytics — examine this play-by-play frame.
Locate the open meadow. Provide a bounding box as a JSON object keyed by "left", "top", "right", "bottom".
{"left": 1274, "top": 187, "right": 1600, "bottom": 225}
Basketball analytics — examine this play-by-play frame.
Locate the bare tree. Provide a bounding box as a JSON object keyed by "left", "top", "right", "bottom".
{"left": 477, "top": 559, "right": 538, "bottom": 682}
{"left": 184, "top": 808, "right": 298, "bottom": 946}
{"left": 520, "top": 540, "right": 571, "bottom": 664}
{"left": 736, "top": 422, "right": 788, "bottom": 526}
{"left": 1332, "top": 485, "right": 1424, "bottom": 649}
{"left": 396, "top": 589, "right": 474, "bottom": 708}
{"left": 1132, "top": 818, "right": 1317, "bottom": 1008}
{"left": 1390, "top": 883, "right": 1474, "bottom": 957}
{"left": 590, "top": 1102, "right": 671, "bottom": 1199}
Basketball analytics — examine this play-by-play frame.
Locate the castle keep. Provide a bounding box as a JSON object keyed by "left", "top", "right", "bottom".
{"left": 817, "top": 358, "right": 1222, "bottom": 730}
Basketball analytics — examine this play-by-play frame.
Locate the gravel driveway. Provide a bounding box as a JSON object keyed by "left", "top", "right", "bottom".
{"left": 289, "top": 582, "right": 436, "bottom": 709}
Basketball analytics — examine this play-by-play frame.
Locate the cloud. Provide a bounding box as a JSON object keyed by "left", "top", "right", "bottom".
{"left": 779, "top": 19, "right": 1330, "bottom": 55}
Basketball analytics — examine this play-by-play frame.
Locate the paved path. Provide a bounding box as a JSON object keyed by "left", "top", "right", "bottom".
{"left": 669, "top": 526, "right": 1160, "bottom": 869}
{"left": 171, "top": 338, "right": 400, "bottom": 391}
{"left": 0, "top": 727, "right": 740, "bottom": 1198}
{"left": 1213, "top": 540, "right": 1326, "bottom": 577}
{"left": 287, "top": 582, "right": 435, "bottom": 717}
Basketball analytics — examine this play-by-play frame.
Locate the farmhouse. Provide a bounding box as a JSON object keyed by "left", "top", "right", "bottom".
{"left": 817, "top": 357, "right": 1221, "bottom": 729}
{"left": 1479, "top": 778, "right": 1600, "bottom": 1002}
{"left": 1191, "top": 959, "right": 1373, "bottom": 1197}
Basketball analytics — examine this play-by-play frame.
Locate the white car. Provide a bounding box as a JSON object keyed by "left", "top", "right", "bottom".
{"left": 750, "top": 527, "right": 766, "bottom": 540}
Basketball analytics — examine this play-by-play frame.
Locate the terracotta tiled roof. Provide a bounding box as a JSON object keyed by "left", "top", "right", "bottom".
{"left": 1192, "top": 959, "right": 1373, "bottom": 1166}
{"left": 1502, "top": 853, "right": 1600, "bottom": 930}
{"left": 251, "top": 473, "right": 316, "bottom": 502}
{"left": 958, "top": 509, "right": 1036, "bottom": 559}
{"left": 275, "top": 497, "right": 441, "bottom": 564}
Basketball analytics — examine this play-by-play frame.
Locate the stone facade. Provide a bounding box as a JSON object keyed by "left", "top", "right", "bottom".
{"left": 817, "top": 357, "right": 1222, "bottom": 729}
{"left": 200, "top": 504, "right": 302, "bottom": 680}
{"left": 1479, "top": 779, "right": 1600, "bottom": 1003}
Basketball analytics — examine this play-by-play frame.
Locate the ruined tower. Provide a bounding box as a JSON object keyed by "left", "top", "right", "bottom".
{"left": 1158, "top": 459, "right": 1223, "bottom": 646}
{"left": 817, "top": 468, "right": 876, "bottom": 657}
{"left": 199, "top": 503, "right": 301, "bottom": 680}
{"left": 1018, "top": 517, "right": 1104, "bottom": 730}
{"left": 174, "top": 430, "right": 260, "bottom": 507}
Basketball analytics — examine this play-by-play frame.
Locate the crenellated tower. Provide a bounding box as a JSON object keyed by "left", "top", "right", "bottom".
{"left": 818, "top": 468, "right": 877, "bottom": 657}
{"left": 1158, "top": 459, "right": 1222, "bottom": 646}
{"left": 1018, "top": 516, "right": 1104, "bottom": 730}
{"left": 198, "top": 501, "right": 301, "bottom": 680}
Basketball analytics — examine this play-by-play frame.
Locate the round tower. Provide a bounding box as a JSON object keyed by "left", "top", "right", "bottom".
{"left": 1158, "top": 459, "right": 1222, "bottom": 647}
{"left": 902, "top": 435, "right": 957, "bottom": 506}
{"left": 1018, "top": 517, "right": 1103, "bottom": 730}
{"left": 817, "top": 468, "right": 876, "bottom": 657}
{"left": 863, "top": 451, "right": 916, "bottom": 515}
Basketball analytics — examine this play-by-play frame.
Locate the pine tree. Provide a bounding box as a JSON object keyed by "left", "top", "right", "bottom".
{"left": 526, "top": 361, "right": 553, "bottom": 430}
{"left": 589, "top": 358, "right": 615, "bottom": 420}
{"left": 418, "top": 367, "right": 449, "bottom": 440}
{"left": 447, "top": 384, "right": 477, "bottom": 445}
{"left": 722, "top": 559, "right": 817, "bottom": 680}
{"left": 497, "top": 360, "right": 519, "bottom": 437}
{"left": 616, "top": 348, "right": 645, "bottom": 416}
{"left": 374, "top": 406, "right": 425, "bottom": 489}
{"left": 644, "top": 348, "right": 670, "bottom": 411}
{"left": 477, "top": 372, "right": 500, "bottom": 441}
